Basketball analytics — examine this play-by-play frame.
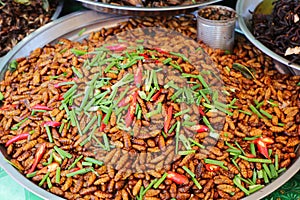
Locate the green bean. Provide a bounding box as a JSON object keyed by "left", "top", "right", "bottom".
{"left": 233, "top": 175, "right": 250, "bottom": 195}
{"left": 66, "top": 167, "right": 92, "bottom": 177}
{"left": 239, "top": 155, "right": 272, "bottom": 163}
{"left": 175, "top": 121, "right": 180, "bottom": 154}
{"left": 55, "top": 167, "right": 61, "bottom": 184}
{"left": 188, "top": 138, "right": 205, "bottom": 149}
{"left": 263, "top": 163, "right": 272, "bottom": 179}
{"left": 82, "top": 115, "right": 97, "bottom": 135}
{"left": 84, "top": 157, "right": 103, "bottom": 166}
{"left": 39, "top": 172, "right": 50, "bottom": 186}
{"left": 153, "top": 173, "right": 168, "bottom": 189}
{"left": 204, "top": 159, "right": 228, "bottom": 170}
{"left": 250, "top": 143, "right": 256, "bottom": 157}
{"left": 47, "top": 177, "right": 52, "bottom": 189}
{"left": 182, "top": 166, "right": 195, "bottom": 178}
{"left": 259, "top": 108, "right": 273, "bottom": 119}
{"left": 45, "top": 126, "right": 53, "bottom": 143}
{"left": 249, "top": 105, "right": 264, "bottom": 119}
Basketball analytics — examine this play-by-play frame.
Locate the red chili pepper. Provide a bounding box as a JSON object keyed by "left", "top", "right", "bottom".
{"left": 37, "top": 162, "right": 59, "bottom": 175}
{"left": 256, "top": 139, "right": 269, "bottom": 159}
{"left": 27, "top": 143, "right": 46, "bottom": 174}
{"left": 254, "top": 137, "right": 274, "bottom": 159}
{"left": 205, "top": 164, "right": 220, "bottom": 172}
{"left": 154, "top": 47, "right": 169, "bottom": 55}
{"left": 167, "top": 171, "right": 189, "bottom": 185}
{"left": 198, "top": 106, "right": 205, "bottom": 116}
{"left": 118, "top": 88, "right": 138, "bottom": 107}
{"left": 58, "top": 95, "right": 64, "bottom": 101}
{"left": 118, "top": 95, "right": 133, "bottom": 107}
{"left": 106, "top": 44, "right": 126, "bottom": 51}
{"left": 31, "top": 104, "right": 53, "bottom": 111}
{"left": 139, "top": 53, "right": 149, "bottom": 59}
{"left": 134, "top": 65, "right": 143, "bottom": 88}
{"left": 245, "top": 153, "right": 256, "bottom": 158}
{"left": 69, "top": 167, "right": 81, "bottom": 173}
{"left": 99, "top": 114, "right": 106, "bottom": 132}
{"left": 151, "top": 88, "right": 162, "bottom": 101}
{"left": 5, "top": 133, "right": 29, "bottom": 147}
{"left": 43, "top": 121, "right": 61, "bottom": 127}
{"left": 0, "top": 104, "right": 17, "bottom": 110}
{"left": 164, "top": 106, "right": 173, "bottom": 133}
{"left": 125, "top": 92, "right": 138, "bottom": 127}
{"left": 189, "top": 125, "right": 209, "bottom": 133}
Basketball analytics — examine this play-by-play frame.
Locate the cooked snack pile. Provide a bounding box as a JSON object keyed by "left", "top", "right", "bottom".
{"left": 93, "top": 0, "right": 210, "bottom": 7}
{"left": 0, "top": 0, "right": 59, "bottom": 57}
{"left": 0, "top": 15, "right": 299, "bottom": 200}
{"left": 252, "top": 0, "right": 300, "bottom": 65}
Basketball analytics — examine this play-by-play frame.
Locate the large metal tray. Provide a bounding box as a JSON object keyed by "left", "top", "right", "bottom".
{"left": 236, "top": 0, "right": 300, "bottom": 75}
{"left": 0, "top": 10, "right": 299, "bottom": 200}
{"left": 76, "top": 0, "right": 222, "bottom": 16}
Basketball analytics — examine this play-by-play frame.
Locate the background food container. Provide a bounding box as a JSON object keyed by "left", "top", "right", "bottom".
{"left": 197, "top": 5, "right": 237, "bottom": 51}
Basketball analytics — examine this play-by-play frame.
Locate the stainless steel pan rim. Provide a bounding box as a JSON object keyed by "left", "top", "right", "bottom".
{"left": 0, "top": 10, "right": 299, "bottom": 200}
{"left": 76, "top": 0, "right": 223, "bottom": 16}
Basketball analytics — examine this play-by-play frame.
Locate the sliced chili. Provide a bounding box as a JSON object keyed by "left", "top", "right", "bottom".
{"left": 32, "top": 104, "right": 53, "bottom": 111}
{"left": 118, "top": 95, "right": 133, "bottom": 107}
{"left": 27, "top": 143, "right": 46, "bottom": 174}
{"left": 99, "top": 114, "right": 106, "bottom": 132}
{"left": 5, "top": 133, "right": 29, "bottom": 147}
{"left": 125, "top": 91, "right": 138, "bottom": 127}
{"left": 254, "top": 137, "right": 274, "bottom": 159}
{"left": 151, "top": 88, "right": 162, "bottom": 101}
{"left": 167, "top": 171, "right": 189, "bottom": 185}
{"left": 69, "top": 167, "right": 81, "bottom": 173}
{"left": 134, "top": 65, "right": 143, "bottom": 88}
{"left": 256, "top": 139, "right": 269, "bottom": 159}
{"left": 189, "top": 124, "right": 209, "bottom": 133}
{"left": 43, "top": 121, "right": 61, "bottom": 127}
{"left": 106, "top": 44, "right": 126, "bottom": 51}
{"left": 205, "top": 164, "right": 220, "bottom": 172}
{"left": 198, "top": 106, "right": 205, "bottom": 116}
{"left": 164, "top": 106, "right": 173, "bottom": 133}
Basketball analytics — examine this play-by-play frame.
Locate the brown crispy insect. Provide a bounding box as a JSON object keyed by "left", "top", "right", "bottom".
{"left": 107, "top": 178, "right": 115, "bottom": 193}
{"left": 62, "top": 177, "right": 73, "bottom": 191}
{"left": 94, "top": 190, "right": 113, "bottom": 199}
{"left": 287, "top": 137, "right": 300, "bottom": 147}
{"left": 217, "top": 184, "right": 236, "bottom": 194}
{"left": 50, "top": 187, "right": 64, "bottom": 196}
{"left": 94, "top": 174, "right": 110, "bottom": 185}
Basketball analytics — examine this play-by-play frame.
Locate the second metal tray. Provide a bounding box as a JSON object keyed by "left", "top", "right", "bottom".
{"left": 77, "top": 0, "right": 223, "bottom": 16}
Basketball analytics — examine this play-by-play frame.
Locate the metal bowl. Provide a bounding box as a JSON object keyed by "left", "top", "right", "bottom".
{"left": 0, "top": 10, "right": 299, "bottom": 200}
{"left": 236, "top": 0, "right": 300, "bottom": 75}
{"left": 76, "top": 0, "right": 222, "bottom": 16}
{"left": 52, "top": 0, "right": 65, "bottom": 20}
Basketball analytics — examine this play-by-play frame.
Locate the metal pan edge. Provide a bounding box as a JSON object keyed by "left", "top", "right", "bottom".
{"left": 76, "top": 0, "right": 223, "bottom": 16}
